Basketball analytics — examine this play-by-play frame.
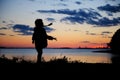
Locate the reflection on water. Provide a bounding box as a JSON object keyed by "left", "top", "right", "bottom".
{"left": 0, "top": 48, "right": 113, "bottom": 63}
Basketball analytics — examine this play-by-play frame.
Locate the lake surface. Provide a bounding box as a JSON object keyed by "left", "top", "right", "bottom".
{"left": 0, "top": 48, "right": 113, "bottom": 63}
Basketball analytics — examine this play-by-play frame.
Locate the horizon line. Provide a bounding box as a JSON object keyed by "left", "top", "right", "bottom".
{"left": 0, "top": 46, "right": 109, "bottom": 49}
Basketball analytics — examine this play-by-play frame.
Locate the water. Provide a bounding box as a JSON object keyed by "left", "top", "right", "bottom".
{"left": 0, "top": 48, "right": 113, "bottom": 63}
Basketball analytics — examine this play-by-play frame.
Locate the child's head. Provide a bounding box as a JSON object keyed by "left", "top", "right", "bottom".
{"left": 35, "top": 19, "right": 44, "bottom": 27}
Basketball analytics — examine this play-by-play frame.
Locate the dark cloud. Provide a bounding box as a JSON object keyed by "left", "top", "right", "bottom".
{"left": 60, "top": 0, "right": 68, "bottom": 2}
{"left": 2, "top": 21, "right": 6, "bottom": 23}
{"left": 90, "top": 42, "right": 106, "bottom": 45}
{"left": 44, "top": 27, "right": 55, "bottom": 33}
{"left": 37, "top": 8, "right": 101, "bottom": 17}
{"left": 37, "top": 8, "right": 120, "bottom": 26}
{"left": 9, "top": 35, "right": 14, "bottom": 36}
{"left": 87, "top": 32, "right": 97, "bottom": 35}
{"left": 0, "top": 27, "right": 8, "bottom": 30}
{"left": 64, "top": 16, "right": 120, "bottom": 26}
{"left": 0, "top": 33, "right": 6, "bottom": 35}
{"left": 29, "top": 0, "right": 35, "bottom": 2}
{"left": 75, "top": 1, "right": 81, "bottom": 5}
{"left": 86, "top": 31, "right": 98, "bottom": 35}
{"left": 61, "top": 16, "right": 85, "bottom": 24}
{"left": 74, "top": 30, "right": 80, "bottom": 32}
{"left": 100, "top": 31, "right": 112, "bottom": 38}
{"left": 101, "top": 34, "right": 112, "bottom": 38}
{"left": 37, "top": 9, "right": 77, "bottom": 15}
{"left": 106, "top": 0, "right": 116, "bottom": 1}
{"left": 46, "top": 18, "right": 55, "bottom": 22}
{"left": 106, "top": 12, "right": 113, "bottom": 16}
{"left": 12, "top": 24, "right": 55, "bottom": 35}
{"left": 86, "top": 31, "right": 112, "bottom": 37}
{"left": 37, "top": 8, "right": 101, "bottom": 24}
{"left": 98, "top": 4, "right": 120, "bottom": 13}
{"left": 102, "top": 31, "right": 112, "bottom": 34}
{"left": 90, "top": 17, "right": 120, "bottom": 26}
{"left": 85, "top": 31, "right": 112, "bottom": 38}
{"left": 81, "top": 41, "right": 106, "bottom": 45}
{"left": 81, "top": 41, "right": 90, "bottom": 43}
{"left": 12, "top": 24, "right": 33, "bottom": 35}
{"left": 37, "top": 10, "right": 56, "bottom": 13}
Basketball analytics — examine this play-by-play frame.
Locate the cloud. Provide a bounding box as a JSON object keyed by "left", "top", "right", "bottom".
{"left": 44, "top": 27, "right": 55, "bottom": 33}
{"left": 107, "top": 0, "right": 116, "bottom": 1}
{"left": 12, "top": 24, "right": 33, "bottom": 35}
{"left": 102, "top": 31, "right": 112, "bottom": 34}
{"left": 9, "top": 35, "right": 14, "bottom": 36}
{"left": 37, "top": 8, "right": 101, "bottom": 22}
{"left": 37, "top": 8, "right": 120, "bottom": 26}
{"left": 89, "top": 42, "right": 106, "bottom": 45}
{"left": 81, "top": 41, "right": 90, "bottom": 43}
{"left": 88, "top": 17, "right": 120, "bottom": 26}
{"left": 100, "top": 31, "right": 113, "bottom": 38}
{"left": 37, "top": 9, "right": 77, "bottom": 15}
{"left": 37, "top": 8, "right": 101, "bottom": 17}
{"left": 12, "top": 24, "right": 55, "bottom": 35}
{"left": 81, "top": 41, "right": 106, "bottom": 45}
{"left": 2, "top": 21, "right": 6, "bottom": 23}
{"left": 60, "top": 0, "right": 68, "bottom": 2}
{"left": 86, "top": 31, "right": 113, "bottom": 38}
{"left": 29, "top": 0, "right": 35, "bottom": 2}
{"left": 75, "top": 1, "right": 81, "bottom": 5}
{"left": 0, "top": 27, "right": 8, "bottom": 30}
{"left": 61, "top": 16, "right": 85, "bottom": 24}
{"left": 0, "top": 33, "right": 6, "bottom": 35}
{"left": 85, "top": 31, "right": 112, "bottom": 38}
{"left": 74, "top": 30, "right": 80, "bottom": 32}
{"left": 46, "top": 18, "right": 55, "bottom": 22}
{"left": 106, "top": 12, "right": 113, "bottom": 16}
{"left": 62, "top": 16, "right": 120, "bottom": 26}
{"left": 86, "top": 32, "right": 97, "bottom": 35}
{"left": 98, "top": 4, "right": 120, "bottom": 13}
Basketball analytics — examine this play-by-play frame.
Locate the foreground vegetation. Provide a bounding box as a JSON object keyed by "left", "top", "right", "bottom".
{"left": 1, "top": 54, "right": 120, "bottom": 64}
{"left": 1, "top": 54, "right": 120, "bottom": 72}
{"left": 0, "top": 54, "right": 84, "bottom": 64}
{"left": 0, "top": 54, "right": 119, "bottom": 64}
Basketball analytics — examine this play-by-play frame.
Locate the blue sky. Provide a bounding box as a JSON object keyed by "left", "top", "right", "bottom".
{"left": 1, "top": 0, "right": 120, "bottom": 25}
{"left": 1, "top": 0, "right": 120, "bottom": 23}
{"left": 0, "top": 0, "right": 120, "bottom": 48}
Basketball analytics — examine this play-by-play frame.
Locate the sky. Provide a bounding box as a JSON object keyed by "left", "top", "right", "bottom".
{"left": 0, "top": 0, "right": 120, "bottom": 48}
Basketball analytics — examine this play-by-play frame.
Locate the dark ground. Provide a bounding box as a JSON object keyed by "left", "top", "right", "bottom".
{"left": 1, "top": 61, "right": 120, "bottom": 79}
{"left": 0, "top": 55, "right": 120, "bottom": 74}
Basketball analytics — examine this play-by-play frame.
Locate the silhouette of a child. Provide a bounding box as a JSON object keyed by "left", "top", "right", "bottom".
{"left": 32, "top": 19, "right": 56, "bottom": 63}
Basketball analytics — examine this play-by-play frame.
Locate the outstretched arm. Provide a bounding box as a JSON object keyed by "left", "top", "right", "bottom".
{"left": 47, "top": 35, "right": 57, "bottom": 41}
{"left": 44, "top": 23, "right": 53, "bottom": 26}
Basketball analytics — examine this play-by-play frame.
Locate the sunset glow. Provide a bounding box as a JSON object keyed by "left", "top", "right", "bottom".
{"left": 0, "top": 0, "right": 120, "bottom": 48}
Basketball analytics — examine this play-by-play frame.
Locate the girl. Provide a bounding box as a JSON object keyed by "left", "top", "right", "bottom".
{"left": 32, "top": 19, "right": 56, "bottom": 63}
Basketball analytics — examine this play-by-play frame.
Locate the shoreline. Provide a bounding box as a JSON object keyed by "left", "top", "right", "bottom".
{"left": 93, "top": 49, "right": 111, "bottom": 53}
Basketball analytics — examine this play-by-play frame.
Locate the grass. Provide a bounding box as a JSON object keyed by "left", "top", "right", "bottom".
{"left": 0, "top": 54, "right": 83, "bottom": 64}
{"left": 0, "top": 54, "right": 120, "bottom": 72}
{"left": 0, "top": 54, "right": 116, "bottom": 64}
{"left": 0, "top": 54, "right": 35, "bottom": 64}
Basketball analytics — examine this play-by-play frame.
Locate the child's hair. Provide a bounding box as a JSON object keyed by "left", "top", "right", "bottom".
{"left": 35, "top": 19, "right": 44, "bottom": 27}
